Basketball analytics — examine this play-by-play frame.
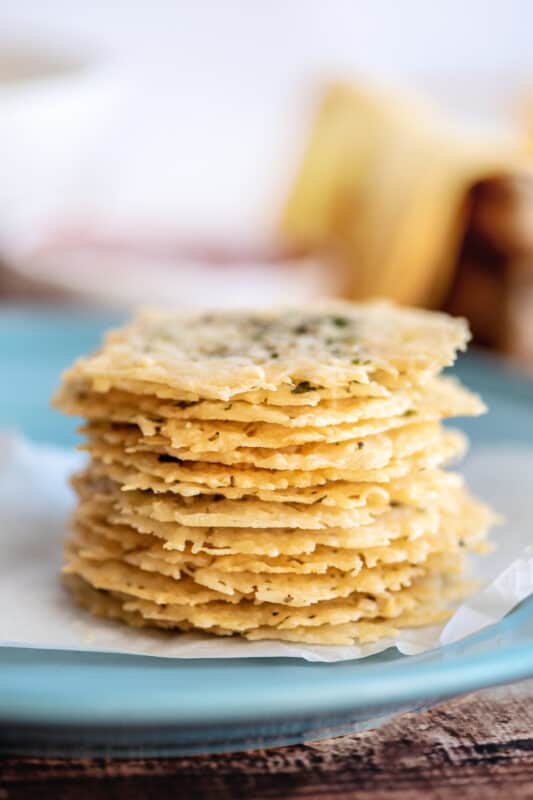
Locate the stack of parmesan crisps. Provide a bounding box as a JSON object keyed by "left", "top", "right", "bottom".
{"left": 53, "top": 302, "right": 496, "bottom": 646}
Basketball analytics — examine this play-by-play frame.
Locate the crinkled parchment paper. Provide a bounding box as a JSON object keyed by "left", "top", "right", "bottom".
{"left": 1, "top": 432, "right": 532, "bottom": 663}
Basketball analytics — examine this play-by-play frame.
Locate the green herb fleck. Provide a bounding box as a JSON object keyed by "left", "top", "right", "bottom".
{"left": 402, "top": 409, "right": 416, "bottom": 417}
{"left": 332, "top": 316, "right": 349, "bottom": 328}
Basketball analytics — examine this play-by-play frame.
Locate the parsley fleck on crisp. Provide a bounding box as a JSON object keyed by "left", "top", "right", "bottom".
{"left": 351, "top": 358, "right": 361, "bottom": 365}
{"left": 332, "top": 316, "right": 349, "bottom": 328}
{"left": 403, "top": 409, "right": 416, "bottom": 417}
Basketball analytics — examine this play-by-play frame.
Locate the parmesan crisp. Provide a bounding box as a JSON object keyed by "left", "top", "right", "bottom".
{"left": 54, "top": 301, "right": 496, "bottom": 645}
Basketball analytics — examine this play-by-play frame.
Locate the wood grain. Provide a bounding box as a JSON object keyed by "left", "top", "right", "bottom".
{"left": 2, "top": 680, "right": 533, "bottom": 800}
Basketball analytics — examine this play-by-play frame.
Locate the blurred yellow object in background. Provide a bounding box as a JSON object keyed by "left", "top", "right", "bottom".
{"left": 281, "top": 82, "right": 533, "bottom": 309}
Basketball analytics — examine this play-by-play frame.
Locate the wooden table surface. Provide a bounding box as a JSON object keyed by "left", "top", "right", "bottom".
{"left": 2, "top": 679, "right": 533, "bottom": 799}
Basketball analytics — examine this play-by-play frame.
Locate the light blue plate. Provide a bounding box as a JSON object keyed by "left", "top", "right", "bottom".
{"left": 1, "top": 308, "right": 533, "bottom": 757}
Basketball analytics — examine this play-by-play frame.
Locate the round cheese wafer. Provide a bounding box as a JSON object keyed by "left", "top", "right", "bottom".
{"left": 82, "top": 419, "right": 457, "bottom": 472}
{"left": 55, "top": 375, "right": 484, "bottom": 429}
{"left": 81, "top": 430, "right": 466, "bottom": 489}
{"left": 56, "top": 302, "right": 469, "bottom": 402}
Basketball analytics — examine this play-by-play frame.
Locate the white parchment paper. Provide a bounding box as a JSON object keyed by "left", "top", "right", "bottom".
{"left": 1, "top": 432, "right": 532, "bottom": 663}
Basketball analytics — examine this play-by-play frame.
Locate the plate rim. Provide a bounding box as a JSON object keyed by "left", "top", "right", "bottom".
{"left": 1, "top": 311, "right": 533, "bottom": 734}
{"left": 2, "top": 598, "right": 533, "bottom": 726}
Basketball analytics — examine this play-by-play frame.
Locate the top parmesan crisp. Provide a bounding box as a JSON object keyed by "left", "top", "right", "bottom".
{"left": 57, "top": 302, "right": 470, "bottom": 402}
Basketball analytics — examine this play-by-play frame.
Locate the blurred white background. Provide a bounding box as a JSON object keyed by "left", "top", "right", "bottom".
{"left": 0, "top": 0, "right": 531, "bottom": 305}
